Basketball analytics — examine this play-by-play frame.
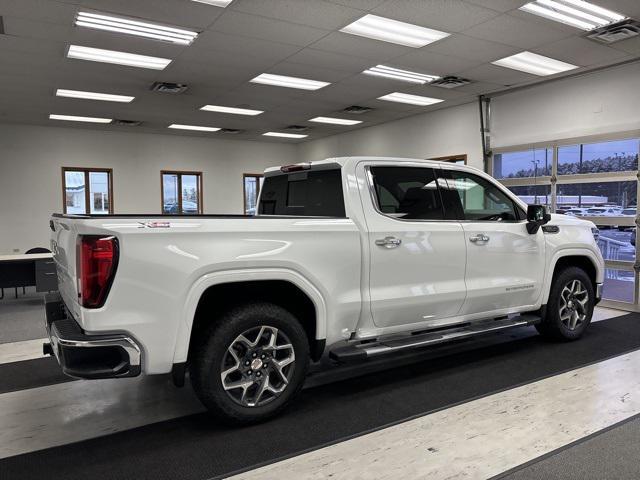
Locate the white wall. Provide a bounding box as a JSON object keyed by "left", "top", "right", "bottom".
{"left": 491, "top": 61, "right": 640, "bottom": 148}
{"left": 0, "top": 124, "right": 297, "bottom": 254}
{"left": 298, "top": 102, "right": 484, "bottom": 169}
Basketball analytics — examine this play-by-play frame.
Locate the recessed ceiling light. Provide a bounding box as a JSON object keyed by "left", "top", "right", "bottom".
{"left": 49, "top": 114, "right": 112, "bottom": 123}
{"left": 67, "top": 45, "right": 172, "bottom": 70}
{"left": 492, "top": 51, "right": 578, "bottom": 76}
{"left": 340, "top": 14, "right": 449, "bottom": 48}
{"left": 309, "top": 116, "right": 362, "bottom": 126}
{"left": 190, "top": 0, "right": 233, "bottom": 6}
{"left": 520, "top": 0, "right": 626, "bottom": 30}
{"left": 250, "top": 73, "right": 330, "bottom": 91}
{"left": 363, "top": 65, "right": 440, "bottom": 84}
{"left": 263, "top": 132, "right": 308, "bottom": 139}
{"left": 200, "top": 105, "right": 264, "bottom": 115}
{"left": 377, "top": 92, "right": 444, "bottom": 106}
{"left": 56, "top": 89, "right": 134, "bottom": 103}
{"left": 75, "top": 11, "right": 199, "bottom": 45}
{"left": 168, "top": 124, "right": 220, "bottom": 132}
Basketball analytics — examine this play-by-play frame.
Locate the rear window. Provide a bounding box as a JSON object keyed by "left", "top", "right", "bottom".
{"left": 258, "top": 168, "right": 345, "bottom": 217}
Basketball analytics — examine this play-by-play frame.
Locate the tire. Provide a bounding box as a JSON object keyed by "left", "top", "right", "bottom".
{"left": 536, "top": 266, "right": 594, "bottom": 341}
{"left": 189, "top": 302, "right": 310, "bottom": 425}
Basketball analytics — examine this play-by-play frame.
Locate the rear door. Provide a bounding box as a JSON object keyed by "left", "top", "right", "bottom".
{"left": 437, "top": 167, "right": 545, "bottom": 315}
{"left": 360, "top": 162, "right": 467, "bottom": 329}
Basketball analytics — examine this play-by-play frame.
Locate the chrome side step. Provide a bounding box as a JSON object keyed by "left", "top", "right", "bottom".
{"left": 329, "top": 314, "right": 541, "bottom": 363}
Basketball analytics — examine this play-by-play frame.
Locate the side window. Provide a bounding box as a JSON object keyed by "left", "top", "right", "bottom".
{"left": 443, "top": 170, "right": 519, "bottom": 221}
{"left": 370, "top": 167, "right": 445, "bottom": 220}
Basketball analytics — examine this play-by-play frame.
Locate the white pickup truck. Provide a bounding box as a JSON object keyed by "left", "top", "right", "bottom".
{"left": 45, "top": 157, "right": 604, "bottom": 424}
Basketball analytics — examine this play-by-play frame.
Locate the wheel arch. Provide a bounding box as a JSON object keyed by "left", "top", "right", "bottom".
{"left": 173, "top": 269, "right": 328, "bottom": 367}
{"left": 542, "top": 250, "right": 602, "bottom": 304}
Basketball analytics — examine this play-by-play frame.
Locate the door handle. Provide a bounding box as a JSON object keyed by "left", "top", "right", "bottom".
{"left": 469, "top": 234, "right": 490, "bottom": 243}
{"left": 375, "top": 236, "right": 402, "bottom": 248}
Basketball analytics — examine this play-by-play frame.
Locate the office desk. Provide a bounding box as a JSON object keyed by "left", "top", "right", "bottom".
{"left": 0, "top": 253, "right": 57, "bottom": 298}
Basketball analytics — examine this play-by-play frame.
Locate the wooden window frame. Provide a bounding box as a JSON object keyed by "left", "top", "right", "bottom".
{"left": 160, "top": 170, "right": 203, "bottom": 215}
{"left": 430, "top": 154, "right": 467, "bottom": 165}
{"left": 61, "top": 167, "right": 114, "bottom": 214}
{"left": 243, "top": 173, "right": 263, "bottom": 214}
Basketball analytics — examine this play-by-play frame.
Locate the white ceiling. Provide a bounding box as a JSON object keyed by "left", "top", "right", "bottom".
{"left": 0, "top": 0, "right": 639, "bottom": 142}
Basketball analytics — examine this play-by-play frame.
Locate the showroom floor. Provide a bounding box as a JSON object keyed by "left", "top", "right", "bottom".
{"left": 0, "top": 292, "right": 637, "bottom": 479}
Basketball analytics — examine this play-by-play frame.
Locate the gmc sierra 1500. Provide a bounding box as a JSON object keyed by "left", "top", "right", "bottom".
{"left": 45, "top": 157, "right": 604, "bottom": 424}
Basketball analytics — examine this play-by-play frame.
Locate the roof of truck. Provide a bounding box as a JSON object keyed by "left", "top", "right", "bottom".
{"left": 264, "top": 156, "right": 483, "bottom": 174}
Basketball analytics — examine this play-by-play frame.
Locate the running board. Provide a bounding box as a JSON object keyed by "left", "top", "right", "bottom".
{"left": 329, "top": 315, "right": 541, "bottom": 363}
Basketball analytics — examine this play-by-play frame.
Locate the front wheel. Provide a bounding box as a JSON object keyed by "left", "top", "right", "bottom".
{"left": 536, "top": 267, "right": 594, "bottom": 341}
{"left": 189, "top": 302, "right": 310, "bottom": 425}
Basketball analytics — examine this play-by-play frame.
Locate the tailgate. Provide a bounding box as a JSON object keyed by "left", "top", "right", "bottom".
{"left": 50, "top": 217, "right": 81, "bottom": 319}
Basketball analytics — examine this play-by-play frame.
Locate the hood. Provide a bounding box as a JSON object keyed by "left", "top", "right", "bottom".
{"left": 547, "top": 213, "right": 595, "bottom": 228}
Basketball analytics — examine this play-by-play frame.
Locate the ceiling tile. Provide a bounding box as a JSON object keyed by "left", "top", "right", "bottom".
{"left": 595, "top": 0, "right": 640, "bottom": 18}
{"left": 394, "top": 49, "right": 484, "bottom": 76}
{"left": 372, "top": 0, "right": 501, "bottom": 32}
{"left": 229, "top": 0, "right": 364, "bottom": 30}
{"left": 284, "top": 48, "right": 374, "bottom": 73}
{"left": 463, "top": 13, "right": 574, "bottom": 49}
{"left": 462, "top": 0, "right": 527, "bottom": 13}
{"left": 424, "top": 34, "right": 520, "bottom": 63}
{"left": 325, "top": 0, "right": 387, "bottom": 10}
{"left": 193, "top": 30, "right": 301, "bottom": 63}
{"left": 533, "top": 37, "right": 630, "bottom": 67}
{"left": 210, "top": 10, "right": 330, "bottom": 47}
{"left": 3, "top": 16, "right": 73, "bottom": 42}
{"left": 0, "top": 0, "right": 78, "bottom": 25}
{"left": 310, "top": 31, "right": 412, "bottom": 61}
{"left": 609, "top": 36, "right": 640, "bottom": 56}
{"left": 264, "top": 62, "right": 355, "bottom": 83}
{"left": 457, "top": 63, "right": 539, "bottom": 86}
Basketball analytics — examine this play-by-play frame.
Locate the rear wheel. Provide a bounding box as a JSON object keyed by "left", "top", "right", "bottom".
{"left": 536, "top": 267, "right": 594, "bottom": 341}
{"left": 190, "top": 302, "right": 310, "bottom": 425}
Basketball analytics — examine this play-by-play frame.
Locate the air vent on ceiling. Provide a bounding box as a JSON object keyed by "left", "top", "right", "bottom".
{"left": 431, "top": 76, "right": 471, "bottom": 89}
{"left": 341, "top": 105, "right": 374, "bottom": 115}
{"left": 150, "top": 82, "right": 189, "bottom": 94}
{"left": 219, "top": 128, "right": 244, "bottom": 135}
{"left": 285, "top": 125, "right": 310, "bottom": 132}
{"left": 586, "top": 19, "right": 640, "bottom": 44}
{"left": 113, "top": 119, "right": 142, "bottom": 127}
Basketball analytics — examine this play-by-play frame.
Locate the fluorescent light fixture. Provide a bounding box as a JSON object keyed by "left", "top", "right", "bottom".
{"left": 200, "top": 105, "right": 263, "bottom": 116}
{"left": 263, "top": 132, "right": 308, "bottom": 139}
{"left": 49, "top": 114, "right": 112, "bottom": 123}
{"left": 250, "top": 73, "right": 330, "bottom": 90}
{"left": 191, "top": 0, "right": 233, "bottom": 6}
{"left": 519, "top": 0, "right": 626, "bottom": 30}
{"left": 168, "top": 124, "right": 220, "bottom": 132}
{"left": 67, "top": 45, "right": 172, "bottom": 70}
{"left": 309, "top": 116, "right": 362, "bottom": 126}
{"left": 363, "top": 64, "right": 440, "bottom": 84}
{"left": 377, "top": 92, "right": 444, "bottom": 106}
{"left": 492, "top": 51, "right": 578, "bottom": 76}
{"left": 340, "top": 14, "right": 449, "bottom": 48}
{"left": 56, "top": 89, "right": 134, "bottom": 103}
{"left": 75, "top": 11, "right": 199, "bottom": 45}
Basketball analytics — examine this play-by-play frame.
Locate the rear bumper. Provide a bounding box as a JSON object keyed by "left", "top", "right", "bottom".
{"left": 43, "top": 292, "right": 141, "bottom": 379}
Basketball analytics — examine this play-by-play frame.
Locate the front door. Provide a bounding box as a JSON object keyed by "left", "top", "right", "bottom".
{"left": 361, "top": 163, "right": 467, "bottom": 329}
{"left": 438, "top": 167, "right": 546, "bottom": 315}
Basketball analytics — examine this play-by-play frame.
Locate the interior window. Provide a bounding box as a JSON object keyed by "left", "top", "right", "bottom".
{"left": 370, "top": 167, "right": 445, "bottom": 220}
{"left": 443, "top": 170, "right": 519, "bottom": 221}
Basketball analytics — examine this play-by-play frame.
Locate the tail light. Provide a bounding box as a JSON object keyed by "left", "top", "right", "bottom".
{"left": 77, "top": 235, "right": 119, "bottom": 308}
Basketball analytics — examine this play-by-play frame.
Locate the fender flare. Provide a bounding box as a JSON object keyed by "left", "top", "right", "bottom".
{"left": 172, "top": 268, "right": 328, "bottom": 364}
{"left": 541, "top": 248, "right": 603, "bottom": 304}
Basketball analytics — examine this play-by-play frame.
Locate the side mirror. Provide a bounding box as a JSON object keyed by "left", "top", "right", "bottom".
{"left": 526, "top": 204, "right": 551, "bottom": 234}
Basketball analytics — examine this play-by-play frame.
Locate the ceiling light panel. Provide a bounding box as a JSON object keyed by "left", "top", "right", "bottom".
{"left": 340, "top": 14, "right": 449, "bottom": 48}
{"left": 75, "top": 11, "right": 199, "bottom": 45}
{"left": 168, "top": 124, "right": 220, "bottom": 132}
{"left": 519, "top": 0, "right": 626, "bottom": 30}
{"left": 377, "top": 92, "right": 444, "bottom": 106}
{"left": 263, "top": 132, "right": 308, "bottom": 139}
{"left": 200, "top": 105, "right": 264, "bottom": 115}
{"left": 67, "top": 45, "right": 172, "bottom": 70}
{"left": 49, "top": 114, "right": 112, "bottom": 123}
{"left": 363, "top": 65, "right": 440, "bottom": 84}
{"left": 56, "top": 89, "right": 134, "bottom": 103}
{"left": 190, "top": 0, "right": 234, "bottom": 6}
{"left": 309, "top": 117, "right": 362, "bottom": 125}
{"left": 492, "top": 51, "right": 578, "bottom": 76}
{"left": 250, "top": 73, "right": 330, "bottom": 90}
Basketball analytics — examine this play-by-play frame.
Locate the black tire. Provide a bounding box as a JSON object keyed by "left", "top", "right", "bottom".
{"left": 189, "top": 302, "right": 310, "bottom": 425}
{"left": 536, "top": 266, "right": 594, "bottom": 341}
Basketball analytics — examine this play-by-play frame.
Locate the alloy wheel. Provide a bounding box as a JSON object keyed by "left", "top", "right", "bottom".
{"left": 559, "top": 279, "right": 589, "bottom": 331}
